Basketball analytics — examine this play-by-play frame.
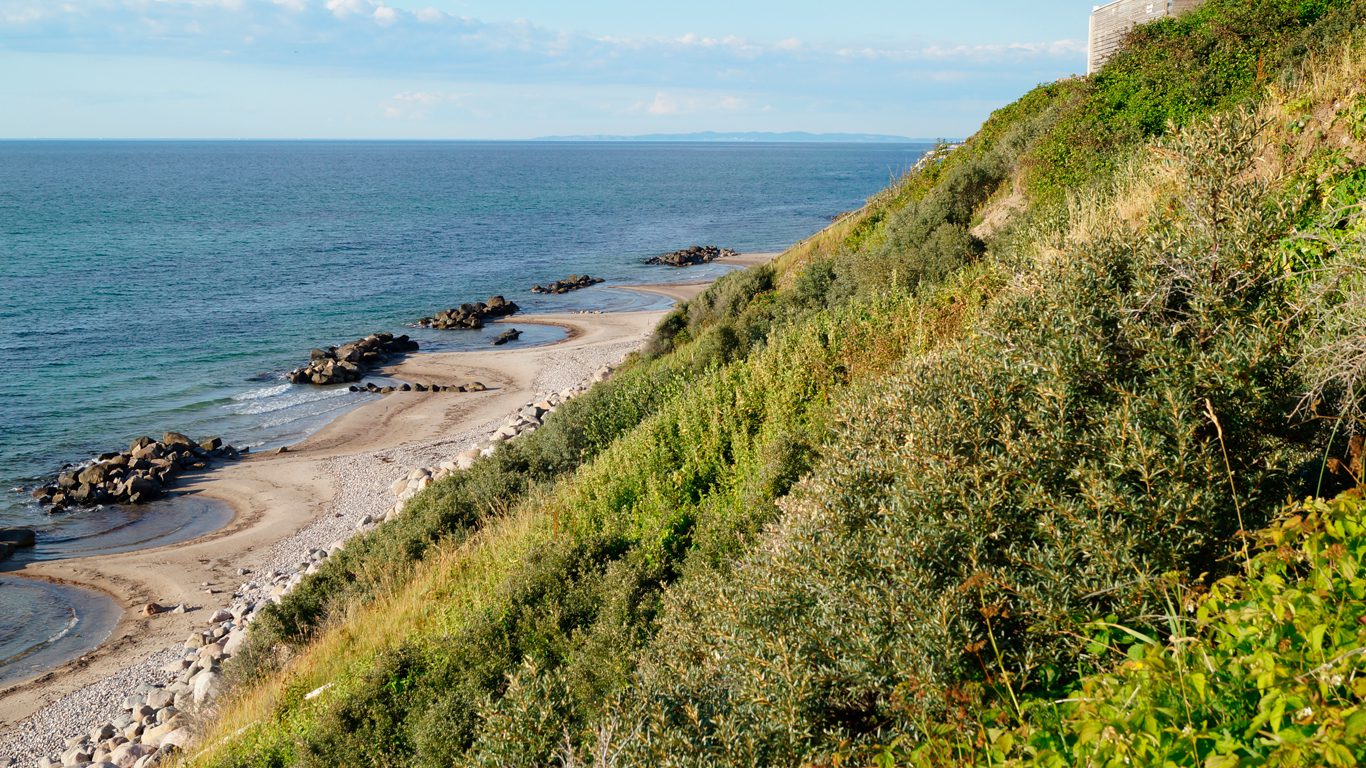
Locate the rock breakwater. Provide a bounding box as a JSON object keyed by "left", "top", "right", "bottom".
{"left": 30, "top": 434, "right": 240, "bottom": 514}
{"left": 530, "top": 275, "right": 605, "bottom": 294}
{"left": 287, "top": 333, "right": 419, "bottom": 386}
{"left": 646, "top": 245, "right": 737, "bottom": 267}
{"left": 416, "top": 296, "right": 519, "bottom": 330}
{"left": 347, "top": 381, "right": 487, "bottom": 394}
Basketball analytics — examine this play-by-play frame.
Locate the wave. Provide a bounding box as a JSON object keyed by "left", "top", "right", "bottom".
{"left": 230, "top": 382, "right": 291, "bottom": 402}
{"left": 226, "top": 384, "right": 350, "bottom": 417}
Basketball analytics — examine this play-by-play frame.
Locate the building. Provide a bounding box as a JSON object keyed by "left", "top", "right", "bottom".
{"left": 1088, "top": 0, "right": 1205, "bottom": 74}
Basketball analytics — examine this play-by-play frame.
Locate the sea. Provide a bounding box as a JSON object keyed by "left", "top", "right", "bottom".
{"left": 0, "top": 139, "right": 930, "bottom": 685}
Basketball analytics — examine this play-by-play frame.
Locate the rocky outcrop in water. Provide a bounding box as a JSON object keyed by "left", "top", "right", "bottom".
{"left": 0, "top": 528, "right": 36, "bottom": 562}
{"left": 491, "top": 328, "right": 522, "bottom": 346}
{"left": 531, "top": 275, "right": 605, "bottom": 294}
{"left": 30, "top": 434, "right": 241, "bottom": 513}
{"left": 417, "top": 296, "right": 519, "bottom": 330}
{"left": 287, "top": 333, "right": 419, "bottom": 386}
{"left": 646, "top": 245, "right": 737, "bottom": 267}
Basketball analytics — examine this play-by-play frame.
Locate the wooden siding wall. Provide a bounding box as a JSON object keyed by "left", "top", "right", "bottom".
{"left": 1088, "top": 0, "right": 1205, "bottom": 74}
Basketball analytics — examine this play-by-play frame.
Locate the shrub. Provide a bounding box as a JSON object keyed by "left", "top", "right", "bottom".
{"left": 604, "top": 111, "right": 1322, "bottom": 767}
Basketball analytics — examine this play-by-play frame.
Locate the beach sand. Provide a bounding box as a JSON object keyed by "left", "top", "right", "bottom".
{"left": 0, "top": 252, "right": 777, "bottom": 759}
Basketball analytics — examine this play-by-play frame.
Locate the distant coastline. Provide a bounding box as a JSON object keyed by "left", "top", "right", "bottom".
{"left": 534, "top": 131, "right": 948, "bottom": 143}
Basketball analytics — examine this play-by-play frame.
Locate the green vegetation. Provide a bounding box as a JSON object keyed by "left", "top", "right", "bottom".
{"left": 191, "top": 1, "right": 1366, "bottom": 765}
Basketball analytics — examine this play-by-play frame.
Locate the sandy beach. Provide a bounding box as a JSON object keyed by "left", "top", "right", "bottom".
{"left": 0, "top": 253, "right": 776, "bottom": 761}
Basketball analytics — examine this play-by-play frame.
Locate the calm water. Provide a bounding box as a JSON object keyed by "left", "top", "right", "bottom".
{"left": 0, "top": 141, "right": 927, "bottom": 682}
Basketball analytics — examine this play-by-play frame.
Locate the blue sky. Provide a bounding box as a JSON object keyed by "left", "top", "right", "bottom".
{"left": 0, "top": 1, "right": 1088, "bottom": 139}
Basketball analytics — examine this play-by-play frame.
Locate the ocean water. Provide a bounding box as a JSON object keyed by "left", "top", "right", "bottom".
{"left": 0, "top": 140, "right": 928, "bottom": 683}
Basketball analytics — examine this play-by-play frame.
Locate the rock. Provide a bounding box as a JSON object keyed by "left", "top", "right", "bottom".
{"left": 223, "top": 628, "right": 247, "bottom": 656}
{"left": 61, "top": 745, "right": 92, "bottom": 765}
{"left": 147, "top": 688, "right": 174, "bottom": 709}
{"left": 91, "top": 722, "right": 116, "bottom": 741}
{"left": 111, "top": 741, "right": 155, "bottom": 767}
{"left": 140, "top": 717, "right": 183, "bottom": 747}
{"left": 142, "top": 602, "right": 167, "bottom": 617}
{"left": 192, "top": 670, "right": 220, "bottom": 705}
{"left": 491, "top": 328, "right": 522, "bottom": 346}
{"left": 646, "top": 244, "right": 737, "bottom": 267}
{"left": 159, "top": 727, "right": 193, "bottom": 749}
{"left": 468, "top": 381, "right": 487, "bottom": 392}
{"left": 161, "top": 432, "right": 195, "bottom": 449}
{"left": 209, "top": 607, "right": 233, "bottom": 623}
{"left": 531, "top": 274, "right": 606, "bottom": 294}
{"left": 0, "top": 528, "right": 34, "bottom": 547}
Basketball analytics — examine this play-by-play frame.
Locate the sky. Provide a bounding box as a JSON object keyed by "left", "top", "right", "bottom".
{"left": 0, "top": 1, "right": 1090, "bottom": 140}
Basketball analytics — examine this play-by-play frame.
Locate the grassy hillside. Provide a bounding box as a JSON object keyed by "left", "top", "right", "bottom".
{"left": 187, "top": 1, "right": 1366, "bottom": 765}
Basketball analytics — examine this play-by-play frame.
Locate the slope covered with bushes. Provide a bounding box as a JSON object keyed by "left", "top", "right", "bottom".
{"left": 190, "top": 1, "right": 1366, "bottom": 764}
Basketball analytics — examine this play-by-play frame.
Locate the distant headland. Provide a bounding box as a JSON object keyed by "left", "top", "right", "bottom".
{"left": 533, "top": 131, "right": 942, "bottom": 143}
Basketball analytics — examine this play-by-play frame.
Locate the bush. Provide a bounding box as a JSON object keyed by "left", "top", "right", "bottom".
{"left": 604, "top": 111, "right": 1322, "bottom": 768}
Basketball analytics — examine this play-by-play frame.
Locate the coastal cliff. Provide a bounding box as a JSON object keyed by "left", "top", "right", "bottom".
{"left": 27, "top": 0, "right": 1366, "bottom": 765}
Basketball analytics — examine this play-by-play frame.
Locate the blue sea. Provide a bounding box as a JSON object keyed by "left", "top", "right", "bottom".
{"left": 0, "top": 140, "right": 929, "bottom": 683}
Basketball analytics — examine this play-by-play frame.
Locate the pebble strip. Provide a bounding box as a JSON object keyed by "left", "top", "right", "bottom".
{"left": 0, "top": 330, "right": 648, "bottom": 768}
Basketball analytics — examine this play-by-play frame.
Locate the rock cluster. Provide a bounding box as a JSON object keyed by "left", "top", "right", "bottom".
{"left": 35, "top": 586, "right": 268, "bottom": 768}
{"left": 30, "top": 434, "right": 240, "bottom": 513}
{"left": 287, "top": 333, "right": 419, "bottom": 386}
{"left": 491, "top": 328, "right": 522, "bottom": 346}
{"left": 531, "top": 275, "right": 605, "bottom": 294}
{"left": 645, "top": 245, "right": 737, "bottom": 267}
{"left": 417, "top": 296, "right": 519, "bottom": 330}
{"left": 348, "top": 381, "right": 487, "bottom": 395}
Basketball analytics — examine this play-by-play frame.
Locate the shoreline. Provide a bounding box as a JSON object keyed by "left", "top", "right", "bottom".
{"left": 0, "top": 252, "right": 778, "bottom": 761}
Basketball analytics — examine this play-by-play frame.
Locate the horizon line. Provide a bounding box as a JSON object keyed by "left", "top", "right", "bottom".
{"left": 0, "top": 136, "right": 954, "bottom": 144}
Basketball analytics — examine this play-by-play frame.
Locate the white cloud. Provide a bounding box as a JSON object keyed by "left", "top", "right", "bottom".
{"left": 646, "top": 91, "right": 677, "bottom": 115}
{"left": 414, "top": 6, "right": 443, "bottom": 23}
{"left": 636, "top": 90, "right": 747, "bottom": 117}
{"left": 372, "top": 4, "right": 395, "bottom": 25}
{"left": 324, "top": 0, "right": 370, "bottom": 18}
{"left": 384, "top": 90, "right": 465, "bottom": 119}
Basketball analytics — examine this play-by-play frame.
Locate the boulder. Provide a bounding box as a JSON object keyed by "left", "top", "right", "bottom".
{"left": 110, "top": 741, "right": 155, "bottom": 767}
{"left": 159, "top": 727, "right": 193, "bottom": 749}
{"left": 0, "top": 528, "right": 35, "bottom": 547}
{"left": 161, "top": 432, "right": 195, "bottom": 449}
{"left": 491, "top": 328, "right": 522, "bottom": 346}
{"left": 191, "top": 670, "right": 220, "bottom": 705}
